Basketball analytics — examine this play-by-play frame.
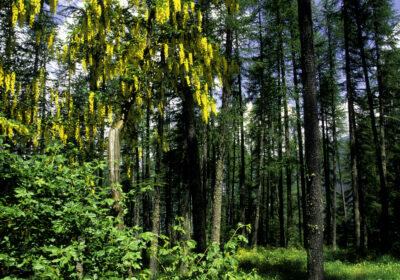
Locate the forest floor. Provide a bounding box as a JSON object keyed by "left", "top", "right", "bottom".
{"left": 237, "top": 247, "right": 400, "bottom": 279}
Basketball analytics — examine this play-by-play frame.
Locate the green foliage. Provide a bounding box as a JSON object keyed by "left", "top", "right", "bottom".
{"left": 156, "top": 222, "right": 260, "bottom": 279}
{"left": 237, "top": 247, "right": 400, "bottom": 279}
{"left": 0, "top": 140, "right": 149, "bottom": 279}
{"left": 0, "top": 143, "right": 259, "bottom": 279}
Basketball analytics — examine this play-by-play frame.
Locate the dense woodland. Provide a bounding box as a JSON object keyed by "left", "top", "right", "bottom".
{"left": 1, "top": 0, "right": 400, "bottom": 279}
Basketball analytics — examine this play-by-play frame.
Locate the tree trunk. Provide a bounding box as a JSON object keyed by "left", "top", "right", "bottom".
{"left": 338, "top": 152, "right": 348, "bottom": 247}
{"left": 375, "top": 36, "right": 390, "bottom": 255}
{"left": 289, "top": 26, "right": 307, "bottom": 249}
{"left": 211, "top": 16, "right": 232, "bottom": 245}
{"left": 297, "top": 0, "right": 324, "bottom": 278}
{"left": 372, "top": 0, "right": 390, "bottom": 253}
{"left": 343, "top": 0, "right": 361, "bottom": 250}
{"left": 149, "top": 100, "right": 164, "bottom": 278}
{"left": 321, "top": 105, "right": 332, "bottom": 245}
{"left": 280, "top": 35, "right": 293, "bottom": 246}
{"left": 182, "top": 86, "right": 207, "bottom": 252}
{"left": 236, "top": 30, "right": 246, "bottom": 229}
{"left": 108, "top": 120, "right": 125, "bottom": 230}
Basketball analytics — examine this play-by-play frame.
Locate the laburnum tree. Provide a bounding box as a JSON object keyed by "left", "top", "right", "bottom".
{"left": 1, "top": 0, "right": 238, "bottom": 276}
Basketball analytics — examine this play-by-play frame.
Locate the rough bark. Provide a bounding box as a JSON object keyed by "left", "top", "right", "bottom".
{"left": 372, "top": 0, "right": 390, "bottom": 253}
{"left": 343, "top": 0, "right": 361, "bottom": 249}
{"left": 289, "top": 27, "right": 307, "bottom": 249}
{"left": 321, "top": 105, "right": 332, "bottom": 245}
{"left": 211, "top": 16, "right": 232, "bottom": 245}
{"left": 182, "top": 86, "right": 207, "bottom": 252}
{"left": 235, "top": 30, "right": 247, "bottom": 229}
{"left": 297, "top": 0, "right": 324, "bottom": 278}
{"left": 108, "top": 120, "right": 125, "bottom": 230}
{"left": 252, "top": 9, "right": 265, "bottom": 248}
{"left": 149, "top": 101, "right": 164, "bottom": 278}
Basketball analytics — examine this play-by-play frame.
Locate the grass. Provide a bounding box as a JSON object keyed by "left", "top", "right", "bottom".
{"left": 237, "top": 247, "right": 400, "bottom": 279}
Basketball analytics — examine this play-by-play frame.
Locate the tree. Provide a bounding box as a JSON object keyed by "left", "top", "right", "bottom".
{"left": 297, "top": 0, "right": 324, "bottom": 278}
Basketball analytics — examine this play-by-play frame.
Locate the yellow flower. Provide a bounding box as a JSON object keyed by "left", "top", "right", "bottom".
{"left": 173, "top": 0, "right": 181, "bottom": 12}
{"left": 12, "top": 2, "right": 18, "bottom": 26}
{"left": 164, "top": 44, "right": 168, "bottom": 59}
{"left": 211, "top": 102, "right": 217, "bottom": 115}
{"left": 179, "top": 43, "right": 185, "bottom": 65}
{"left": 89, "top": 91, "right": 95, "bottom": 113}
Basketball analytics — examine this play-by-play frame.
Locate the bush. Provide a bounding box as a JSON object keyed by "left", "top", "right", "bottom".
{"left": 0, "top": 142, "right": 149, "bottom": 279}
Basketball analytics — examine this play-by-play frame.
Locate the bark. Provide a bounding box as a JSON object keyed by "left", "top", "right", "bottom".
{"left": 343, "top": 0, "right": 361, "bottom": 249}
{"left": 372, "top": 0, "right": 390, "bottom": 253}
{"left": 108, "top": 120, "right": 125, "bottom": 230}
{"left": 331, "top": 102, "right": 338, "bottom": 251}
{"left": 280, "top": 35, "right": 293, "bottom": 246}
{"left": 252, "top": 9, "right": 265, "bottom": 248}
{"left": 143, "top": 103, "right": 151, "bottom": 232}
{"left": 150, "top": 102, "right": 164, "bottom": 278}
{"left": 321, "top": 105, "right": 332, "bottom": 245}
{"left": 325, "top": 3, "right": 338, "bottom": 249}
{"left": 134, "top": 146, "right": 140, "bottom": 231}
{"left": 338, "top": 152, "right": 348, "bottom": 247}
{"left": 230, "top": 130, "right": 236, "bottom": 227}
{"left": 297, "top": 0, "right": 324, "bottom": 278}
{"left": 211, "top": 16, "right": 232, "bottom": 245}
{"left": 182, "top": 86, "right": 207, "bottom": 252}
{"left": 252, "top": 124, "right": 264, "bottom": 247}
{"left": 236, "top": 30, "right": 247, "bottom": 228}
{"left": 290, "top": 27, "right": 307, "bottom": 249}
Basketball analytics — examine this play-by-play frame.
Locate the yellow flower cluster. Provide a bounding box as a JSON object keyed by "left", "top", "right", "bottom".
{"left": 89, "top": 91, "right": 95, "bottom": 113}
{"left": 164, "top": 44, "right": 169, "bottom": 59}
{"left": 33, "top": 119, "right": 42, "bottom": 148}
{"left": 0, "top": 116, "right": 29, "bottom": 141}
{"left": 156, "top": 0, "right": 170, "bottom": 24}
{"left": 107, "top": 105, "right": 113, "bottom": 124}
{"left": 173, "top": 0, "right": 181, "bottom": 12}
{"left": 0, "top": 67, "right": 16, "bottom": 94}
{"left": 179, "top": 43, "right": 185, "bottom": 65}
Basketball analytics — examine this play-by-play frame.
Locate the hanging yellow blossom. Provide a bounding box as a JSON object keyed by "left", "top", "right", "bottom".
{"left": 211, "top": 102, "right": 217, "bottom": 115}
{"left": 173, "top": 0, "right": 181, "bottom": 12}
{"left": 108, "top": 105, "right": 113, "bottom": 123}
{"left": 179, "top": 43, "right": 185, "bottom": 65}
{"left": 82, "top": 58, "right": 88, "bottom": 73}
{"left": 12, "top": 2, "right": 18, "bottom": 26}
{"left": 89, "top": 91, "right": 94, "bottom": 113}
{"left": 164, "top": 44, "right": 169, "bottom": 59}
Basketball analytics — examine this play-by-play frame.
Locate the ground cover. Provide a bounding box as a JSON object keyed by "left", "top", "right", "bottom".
{"left": 237, "top": 247, "right": 400, "bottom": 279}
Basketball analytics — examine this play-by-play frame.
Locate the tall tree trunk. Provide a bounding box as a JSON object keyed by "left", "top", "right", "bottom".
{"left": 108, "top": 120, "right": 125, "bottom": 230}
{"left": 280, "top": 36, "right": 293, "bottom": 247}
{"left": 290, "top": 27, "right": 307, "bottom": 249}
{"left": 182, "top": 86, "right": 207, "bottom": 253}
{"left": 297, "top": 0, "right": 324, "bottom": 278}
{"left": 324, "top": 2, "right": 338, "bottom": 249}
{"left": 235, "top": 30, "right": 247, "bottom": 229}
{"left": 150, "top": 99, "right": 164, "bottom": 278}
{"left": 338, "top": 152, "right": 348, "bottom": 247}
{"left": 252, "top": 9, "right": 265, "bottom": 248}
{"left": 211, "top": 16, "right": 232, "bottom": 245}
{"left": 230, "top": 130, "right": 236, "bottom": 227}
{"left": 143, "top": 103, "right": 151, "bottom": 232}
{"left": 372, "top": 0, "right": 390, "bottom": 253}
{"left": 321, "top": 104, "right": 332, "bottom": 245}
{"left": 343, "top": 0, "right": 361, "bottom": 249}
{"left": 134, "top": 145, "right": 141, "bottom": 232}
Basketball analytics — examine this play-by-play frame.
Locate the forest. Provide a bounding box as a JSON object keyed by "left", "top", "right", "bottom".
{"left": 1, "top": 0, "right": 400, "bottom": 279}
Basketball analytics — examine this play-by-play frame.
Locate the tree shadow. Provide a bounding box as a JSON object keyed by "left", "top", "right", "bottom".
{"left": 240, "top": 259, "right": 308, "bottom": 280}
